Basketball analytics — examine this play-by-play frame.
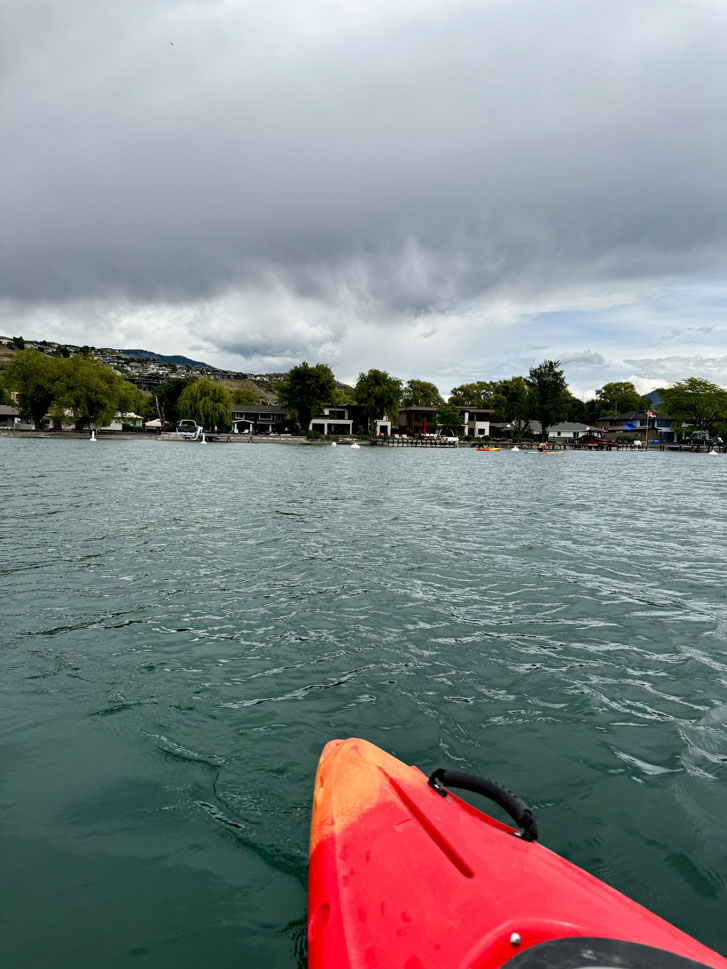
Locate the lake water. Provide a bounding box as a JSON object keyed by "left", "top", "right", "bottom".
{"left": 1, "top": 438, "right": 726, "bottom": 966}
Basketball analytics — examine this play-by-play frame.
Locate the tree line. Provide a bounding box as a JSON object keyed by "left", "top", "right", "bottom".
{"left": 278, "top": 362, "right": 727, "bottom": 440}
{"left": 0, "top": 349, "right": 266, "bottom": 430}
{"left": 0, "top": 349, "right": 146, "bottom": 430}
{"left": 2, "top": 348, "right": 726, "bottom": 439}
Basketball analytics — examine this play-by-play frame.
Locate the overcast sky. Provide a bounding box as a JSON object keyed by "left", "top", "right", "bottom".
{"left": 3, "top": 0, "right": 726, "bottom": 396}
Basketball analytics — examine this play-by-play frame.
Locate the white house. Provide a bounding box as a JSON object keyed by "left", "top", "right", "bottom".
{"left": 309, "top": 405, "right": 391, "bottom": 437}
{"left": 528, "top": 421, "right": 603, "bottom": 441}
{"left": 309, "top": 406, "right": 354, "bottom": 436}
{"left": 101, "top": 412, "right": 145, "bottom": 431}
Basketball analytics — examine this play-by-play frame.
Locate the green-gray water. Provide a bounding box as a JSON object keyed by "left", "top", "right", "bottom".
{"left": 1, "top": 439, "right": 726, "bottom": 966}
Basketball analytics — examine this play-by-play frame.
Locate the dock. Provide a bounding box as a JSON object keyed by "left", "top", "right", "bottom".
{"left": 379, "top": 436, "right": 459, "bottom": 448}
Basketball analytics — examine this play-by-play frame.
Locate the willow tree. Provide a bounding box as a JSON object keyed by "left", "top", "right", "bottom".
{"left": 153, "top": 377, "right": 195, "bottom": 426}
{"left": 53, "top": 355, "right": 143, "bottom": 429}
{"left": 177, "top": 378, "right": 232, "bottom": 429}
{"left": 4, "top": 348, "right": 63, "bottom": 428}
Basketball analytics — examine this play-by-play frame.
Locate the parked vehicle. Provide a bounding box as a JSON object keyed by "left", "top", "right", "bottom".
{"left": 176, "top": 420, "right": 199, "bottom": 433}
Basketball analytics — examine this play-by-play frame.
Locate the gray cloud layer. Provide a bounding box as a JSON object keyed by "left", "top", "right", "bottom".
{"left": 5, "top": 0, "right": 725, "bottom": 312}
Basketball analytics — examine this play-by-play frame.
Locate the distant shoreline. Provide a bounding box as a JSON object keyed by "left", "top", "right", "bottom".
{"left": 0, "top": 430, "right": 333, "bottom": 445}
{"left": 2, "top": 430, "right": 723, "bottom": 453}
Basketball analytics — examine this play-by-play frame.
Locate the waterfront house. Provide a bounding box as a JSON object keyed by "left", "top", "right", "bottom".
{"left": 309, "top": 405, "right": 391, "bottom": 437}
{"left": 231, "top": 403, "right": 292, "bottom": 434}
{"left": 529, "top": 421, "right": 604, "bottom": 442}
{"left": 101, "top": 412, "right": 145, "bottom": 431}
{"left": 398, "top": 406, "right": 493, "bottom": 437}
{"left": 595, "top": 412, "right": 679, "bottom": 444}
{"left": 0, "top": 404, "right": 20, "bottom": 428}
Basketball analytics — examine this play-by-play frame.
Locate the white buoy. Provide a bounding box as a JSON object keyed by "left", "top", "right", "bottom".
{"left": 351, "top": 443, "right": 360, "bottom": 449}
{"left": 331, "top": 441, "right": 337, "bottom": 447}
{"left": 89, "top": 429, "right": 97, "bottom": 442}
{"left": 200, "top": 432, "right": 207, "bottom": 444}
{"left": 511, "top": 446, "right": 519, "bottom": 452}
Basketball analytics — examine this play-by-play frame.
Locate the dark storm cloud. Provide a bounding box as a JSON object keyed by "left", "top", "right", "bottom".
{"left": 3, "top": 0, "right": 725, "bottom": 333}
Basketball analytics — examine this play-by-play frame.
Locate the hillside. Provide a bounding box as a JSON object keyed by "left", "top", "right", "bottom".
{"left": 218, "top": 377, "right": 280, "bottom": 403}
{"left": 120, "top": 349, "right": 211, "bottom": 368}
{"left": 0, "top": 338, "right": 355, "bottom": 404}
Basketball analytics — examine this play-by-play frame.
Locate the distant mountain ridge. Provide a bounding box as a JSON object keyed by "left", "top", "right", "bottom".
{"left": 121, "top": 349, "right": 212, "bottom": 368}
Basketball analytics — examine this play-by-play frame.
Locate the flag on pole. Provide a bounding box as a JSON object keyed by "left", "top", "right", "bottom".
{"left": 647, "top": 410, "right": 655, "bottom": 418}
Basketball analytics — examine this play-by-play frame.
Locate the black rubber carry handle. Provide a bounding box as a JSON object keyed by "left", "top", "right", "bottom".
{"left": 428, "top": 768, "right": 539, "bottom": 842}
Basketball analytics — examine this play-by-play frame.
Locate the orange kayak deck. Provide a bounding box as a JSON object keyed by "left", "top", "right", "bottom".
{"left": 307, "top": 738, "right": 726, "bottom": 969}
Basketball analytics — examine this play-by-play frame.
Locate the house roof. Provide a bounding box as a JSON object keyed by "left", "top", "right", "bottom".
{"left": 398, "top": 405, "right": 494, "bottom": 415}
{"left": 0, "top": 404, "right": 19, "bottom": 416}
{"left": 604, "top": 411, "right": 673, "bottom": 421}
{"left": 231, "top": 404, "right": 287, "bottom": 415}
{"left": 529, "top": 421, "right": 597, "bottom": 433}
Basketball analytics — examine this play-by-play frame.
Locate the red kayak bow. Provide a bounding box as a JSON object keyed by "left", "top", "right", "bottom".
{"left": 307, "top": 738, "right": 726, "bottom": 969}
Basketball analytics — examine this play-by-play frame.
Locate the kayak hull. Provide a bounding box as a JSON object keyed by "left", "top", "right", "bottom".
{"left": 307, "top": 738, "right": 726, "bottom": 969}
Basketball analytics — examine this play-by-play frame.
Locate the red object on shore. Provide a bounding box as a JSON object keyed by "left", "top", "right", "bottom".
{"left": 307, "top": 738, "right": 726, "bottom": 969}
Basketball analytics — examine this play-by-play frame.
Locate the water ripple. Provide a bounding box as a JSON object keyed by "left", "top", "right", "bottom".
{"left": 1, "top": 440, "right": 726, "bottom": 963}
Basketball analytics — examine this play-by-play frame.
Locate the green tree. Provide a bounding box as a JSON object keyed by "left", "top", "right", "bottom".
{"left": 448, "top": 381, "right": 498, "bottom": 407}
{"left": 491, "top": 376, "right": 531, "bottom": 440}
{"left": 12, "top": 336, "right": 25, "bottom": 349}
{"left": 153, "top": 377, "right": 195, "bottom": 426}
{"left": 595, "top": 381, "right": 649, "bottom": 416}
{"left": 657, "top": 378, "right": 727, "bottom": 435}
{"left": 583, "top": 397, "right": 603, "bottom": 424}
{"left": 53, "top": 355, "right": 133, "bottom": 430}
{"left": 4, "top": 348, "right": 63, "bottom": 427}
{"left": 354, "top": 369, "right": 403, "bottom": 434}
{"left": 177, "top": 378, "right": 232, "bottom": 429}
{"left": 0, "top": 374, "right": 10, "bottom": 405}
{"left": 117, "top": 381, "right": 147, "bottom": 421}
{"left": 526, "top": 360, "right": 569, "bottom": 440}
{"left": 563, "top": 392, "right": 588, "bottom": 423}
{"left": 277, "top": 362, "right": 336, "bottom": 431}
{"left": 435, "top": 403, "right": 463, "bottom": 434}
{"left": 401, "top": 379, "right": 443, "bottom": 407}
